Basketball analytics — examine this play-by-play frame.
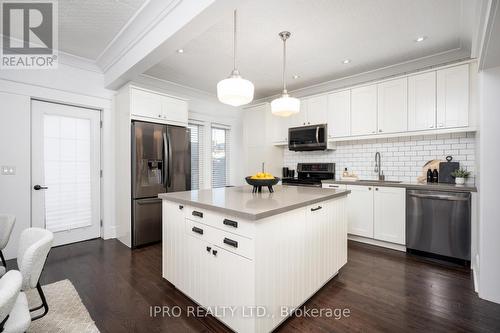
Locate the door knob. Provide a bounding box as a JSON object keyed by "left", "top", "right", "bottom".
{"left": 33, "top": 185, "right": 48, "bottom": 190}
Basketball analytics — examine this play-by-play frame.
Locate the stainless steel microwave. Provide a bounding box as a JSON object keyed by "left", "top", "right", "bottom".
{"left": 288, "top": 124, "right": 327, "bottom": 151}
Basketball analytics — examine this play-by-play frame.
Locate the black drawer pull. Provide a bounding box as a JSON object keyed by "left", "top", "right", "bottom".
{"left": 311, "top": 206, "right": 322, "bottom": 212}
{"left": 191, "top": 226, "right": 203, "bottom": 235}
{"left": 223, "top": 219, "right": 238, "bottom": 228}
{"left": 206, "top": 246, "right": 211, "bottom": 252}
{"left": 223, "top": 238, "right": 238, "bottom": 248}
{"left": 179, "top": 205, "right": 184, "bottom": 210}
{"left": 192, "top": 211, "right": 203, "bottom": 218}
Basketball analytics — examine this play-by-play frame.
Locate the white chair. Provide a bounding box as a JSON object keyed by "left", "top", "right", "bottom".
{"left": 17, "top": 228, "right": 53, "bottom": 321}
{"left": 0, "top": 270, "right": 31, "bottom": 333}
{"left": 0, "top": 215, "right": 16, "bottom": 276}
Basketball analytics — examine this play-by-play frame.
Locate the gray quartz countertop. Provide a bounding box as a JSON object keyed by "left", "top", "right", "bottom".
{"left": 158, "top": 185, "right": 350, "bottom": 220}
{"left": 322, "top": 179, "right": 477, "bottom": 192}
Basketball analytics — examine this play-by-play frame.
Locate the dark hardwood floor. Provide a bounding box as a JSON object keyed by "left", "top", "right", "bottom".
{"left": 32, "top": 239, "right": 500, "bottom": 333}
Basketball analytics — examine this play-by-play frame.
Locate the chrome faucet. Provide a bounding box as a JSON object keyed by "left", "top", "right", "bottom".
{"left": 374, "top": 152, "right": 385, "bottom": 181}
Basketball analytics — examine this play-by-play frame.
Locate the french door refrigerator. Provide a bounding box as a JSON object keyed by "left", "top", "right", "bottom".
{"left": 131, "top": 121, "right": 190, "bottom": 247}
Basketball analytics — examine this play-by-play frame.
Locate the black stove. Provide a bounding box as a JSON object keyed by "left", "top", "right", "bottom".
{"left": 282, "top": 163, "right": 335, "bottom": 187}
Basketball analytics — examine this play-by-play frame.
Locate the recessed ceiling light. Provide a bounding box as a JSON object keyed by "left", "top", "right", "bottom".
{"left": 415, "top": 36, "right": 427, "bottom": 42}
{"left": 293, "top": 74, "right": 300, "bottom": 79}
{"left": 176, "top": 49, "right": 184, "bottom": 54}
{"left": 342, "top": 59, "right": 351, "bottom": 64}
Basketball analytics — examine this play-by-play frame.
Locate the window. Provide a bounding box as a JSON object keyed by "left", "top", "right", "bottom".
{"left": 188, "top": 123, "right": 204, "bottom": 190}
{"left": 211, "top": 126, "right": 230, "bottom": 188}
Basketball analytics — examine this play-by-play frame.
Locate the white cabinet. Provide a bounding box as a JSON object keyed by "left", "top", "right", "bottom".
{"left": 346, "top": 185, "right": 374, "bottom": 238}
{"left": 288, "top": 103, "right": 308, "bottom": 127}
{"left": 437, "top": 64, "right": 469, "bottom": 129}
{"left": 327, "top": 90, "right": 351, "bottom": 138}
{"left": 408, "top": 72, "right": 436, "bottom": 131}
{"left": 345, "top": 184, "right": 406, "bottom": 245}
{"left": 351, "top": 85, "right": 377, "bottom": 136}
{"left": 373, "top": 187, "right": 406, "bottom": 245}
{"left": 304, "top": 95, "right": 328, "bottom": 125}
{"left": 130, "top": 87, "right": 188, "bottom": 126}
{"left": 270, "top": 112, "right": 290, "bottom": 143}
{"left": 377, "top": 78, "right": 408, "bottom": 134}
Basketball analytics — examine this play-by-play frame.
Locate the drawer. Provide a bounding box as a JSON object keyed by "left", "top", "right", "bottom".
{"left": 187, "top": 206, "right": 255, "bottom": 239}
{"left": 322, "top": 183, "right": 347, "bottom": 190}
{"left": 185, "top": 219, "right": 254, "bottom": 260}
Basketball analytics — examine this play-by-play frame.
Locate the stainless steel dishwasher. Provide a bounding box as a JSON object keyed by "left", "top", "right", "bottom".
{"left": 406, "top": 190, "right": 471, "bottom": 261}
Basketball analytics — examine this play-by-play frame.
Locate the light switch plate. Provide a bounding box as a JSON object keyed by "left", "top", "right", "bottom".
{"left": 1, "top": 166, "right": 16, "bottom": 175}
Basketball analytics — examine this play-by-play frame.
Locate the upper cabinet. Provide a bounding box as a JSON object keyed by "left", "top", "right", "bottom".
{"left": 377, "top": 78, "right": 408, "bottom": 134}
{"left": 327, "top": 90, "right": 351, "bottom": 138}
{"left": 305, "top": 95, "right": 328, "bottom": 125}
{"left": 351, "top": 85, "right": 377, "bottom": 136}
{"left": 437, "top": 64, "right": 469, "bottom": 129}
{"left": 130, "top": 87, "right": 188, "bottom": 126}
{"left": 408, "top": 72, "right": 436, "bottom": 131}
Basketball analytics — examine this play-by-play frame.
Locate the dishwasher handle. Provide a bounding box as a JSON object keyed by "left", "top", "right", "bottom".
{"left": 408, "top": 192, "right": 470, "bottom": 201}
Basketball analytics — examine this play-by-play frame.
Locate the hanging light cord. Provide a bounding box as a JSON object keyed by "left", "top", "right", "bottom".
{"left": 233, "top": 9, "right": 237, "bottom": 72}
{"left": 282, "top": 35, "right": 287, "bottom": 94}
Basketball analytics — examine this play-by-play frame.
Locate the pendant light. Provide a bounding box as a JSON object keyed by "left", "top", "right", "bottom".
{"left": 217, "top": 10, "right": 254, "bottom": 106}
{"left": 271, "top": 31, "right": 300, "bottom": 117}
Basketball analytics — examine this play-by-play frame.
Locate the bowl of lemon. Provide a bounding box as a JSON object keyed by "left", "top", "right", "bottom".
{"left": 245, "top": 172, "right": 280, "bottom": 193}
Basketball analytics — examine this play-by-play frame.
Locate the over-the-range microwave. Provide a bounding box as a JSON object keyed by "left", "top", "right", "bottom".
{"left": 288, "top": 124, "right": 328, "bottom": 151}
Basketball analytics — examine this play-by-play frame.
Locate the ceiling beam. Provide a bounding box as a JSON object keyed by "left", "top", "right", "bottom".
{"left": 100, "top": 0, "right": 246, "bottom": 90}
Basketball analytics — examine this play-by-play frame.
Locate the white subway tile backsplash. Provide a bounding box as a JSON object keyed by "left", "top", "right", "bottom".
{"left": 283, "top": 132, "right": 476, "bottom": 183}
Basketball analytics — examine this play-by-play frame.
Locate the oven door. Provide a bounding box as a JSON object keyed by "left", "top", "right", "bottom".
{"left": 288, "top": 124, "right": 327, "bottom": 151}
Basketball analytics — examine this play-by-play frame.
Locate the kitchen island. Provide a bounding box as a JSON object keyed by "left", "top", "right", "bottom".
{"left": 160, "top": 185, "right": 350, "bottom": 333}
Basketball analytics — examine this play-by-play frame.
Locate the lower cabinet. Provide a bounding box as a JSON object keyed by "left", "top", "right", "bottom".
{"left": 345, "top": 185, "right": 406, "bottom": 245}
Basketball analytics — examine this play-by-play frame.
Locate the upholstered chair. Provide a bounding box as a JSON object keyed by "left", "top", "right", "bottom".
{"left": 17, "top": 228, "right": 53, "bottom": 321}
{"left": 0, "top": 215, "right": 16, "bottom": 275}
{"left": 0, "top": 270, "right": 31, "bottom": 333}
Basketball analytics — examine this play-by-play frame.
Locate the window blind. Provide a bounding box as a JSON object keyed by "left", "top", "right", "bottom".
{"left": 211, "top": 126, "right": 230, "bottom": 188}
{"left": 188, "top": 123, "right": 204, "bottom": 190}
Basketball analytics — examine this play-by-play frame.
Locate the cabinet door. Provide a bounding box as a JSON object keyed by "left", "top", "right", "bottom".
{"left": 351, "top": 85, "right": 377, "bottom": 136}
{"left": 270, "top": 113, "right": 290, "bottom": 143}
{"left": 327, "top": 90, "right": 350, "bottom": 138}
{"left": 243, "top": 105, "right": 267, "bottom": 147}
{"left": 305, "top": 95, "right": 327, "bottom": 125}
{"left": 377, "top": 78, "right": 408, "bottom": 134}
{"left": 437, "top": 64, "right": 469, "bottom": 129}
{"left": 163, "top": 201, "right": 186, "bottom": 288}
{"left": 161, "top": 96, "right": 188, "bottom": 126}
{"left": 209, "top": 246, "right": 255, "bottom": 333}
{"left": 131, "top": 88, "right": 163, "bottom": 120}
{"left": 289, "top": 99, "right": 308, "bottom": 127}
{"left": 184, "top": 235, "right": 212, "bottom": 306}
{"left": 373, "top": 186, "right": 405, "bottom": 245}
{"left": 408, "top": 72, "right": 436, "bottom": 131}
{"left": 346, "top": 185, "right": 374, "bottom": 237}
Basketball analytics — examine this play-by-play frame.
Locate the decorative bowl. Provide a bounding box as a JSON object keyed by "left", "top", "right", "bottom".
{"left": 245, "top": 176, "right": 280, "bottom": 193}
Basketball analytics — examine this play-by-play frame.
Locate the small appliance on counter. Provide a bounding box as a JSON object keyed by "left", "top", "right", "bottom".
{"left": 282, "top": 163, "right": 335, "bottom": 187}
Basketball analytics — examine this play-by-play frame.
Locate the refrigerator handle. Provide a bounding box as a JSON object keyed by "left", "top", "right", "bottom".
{"left": 163, "top": 132, "right": 169, "bottom": 187}
{"left": 167, "top": 131, "right": 173, "bottom": 188}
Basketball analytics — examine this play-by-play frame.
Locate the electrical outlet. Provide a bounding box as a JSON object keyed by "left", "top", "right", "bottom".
{"left": 1, "top": 166, "right": 16, "bottom": 175}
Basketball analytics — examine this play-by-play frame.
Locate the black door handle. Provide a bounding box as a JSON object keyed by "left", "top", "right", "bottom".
{"left": 179, "top": 205, "right": 184, "bottom": 210}
{"left": 223, "top": 238, "right": 238, "bottom": 248}
{"left": 33, "top": 185, "right": 48, "bottom": 190}
{"left": 192, "top": 211, "right": 203, "bottom": 218}
{"left": 206, "top": 246, "right": 211, "bottom": 252}
{"left": 223, "top": 219, "right": 238, "bottom": 228}
{"left": 191, "top": 226, "right": 203, "bottom": 235}
{"left": 212, "top": 250, "right": 217, "bottom": 256}
{"left": 311, "top": 206, "right": 322, "bottom": 211}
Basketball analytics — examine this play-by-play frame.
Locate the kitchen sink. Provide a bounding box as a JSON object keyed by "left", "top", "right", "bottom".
{"left": 357, "top": 179, "right": 403, "bottom": 184}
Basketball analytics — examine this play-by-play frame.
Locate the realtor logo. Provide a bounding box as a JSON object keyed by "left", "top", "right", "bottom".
{"left": 1, "top": 0, "right": 58, "bottom": 69}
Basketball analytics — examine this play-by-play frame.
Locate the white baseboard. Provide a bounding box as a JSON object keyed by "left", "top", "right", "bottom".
{"left": 102, "top": 225, "right": 117, "bottom": 240}
{"left": 348, "top": 235, "right": 406, "bottom": 252}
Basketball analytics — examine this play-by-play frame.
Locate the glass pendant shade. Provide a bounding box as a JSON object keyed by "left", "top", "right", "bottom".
{"left": 271, "top": 93, "right": 300, "bottom": 117}
{"left": 217, "top": 72, "right": 254, "bottom": 107}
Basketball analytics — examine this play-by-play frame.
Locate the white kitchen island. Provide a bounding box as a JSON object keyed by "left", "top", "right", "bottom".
{"left": 160, "top": 185, "right": 350, "bottom": 333}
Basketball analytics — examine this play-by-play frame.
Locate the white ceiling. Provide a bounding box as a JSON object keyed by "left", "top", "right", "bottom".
{"left": 144, "top": 0, "right": 475, "bottom": 99}
{"left": 58, "top": 0, "right": 146, "bottom": 60}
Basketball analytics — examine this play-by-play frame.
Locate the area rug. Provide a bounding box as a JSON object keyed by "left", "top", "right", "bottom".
{"left": 25, "top": 279, "right": 100, "bottom": 333}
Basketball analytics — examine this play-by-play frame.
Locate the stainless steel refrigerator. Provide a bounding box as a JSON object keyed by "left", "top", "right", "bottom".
{"left": 131, "top": 121, "right": 190, "bottom": 247}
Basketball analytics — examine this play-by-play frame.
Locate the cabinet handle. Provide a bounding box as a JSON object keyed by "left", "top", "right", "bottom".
{"left": 191, "top": 226, "right": 203, "bottom": 235}
{"left": 206, "top": 246, "right": 211, "bottom": 252}
{"left": 429, "top": 125, "right": 434, "bottom": 128}
{"left": 179, "top": 205, "right": 184, "bottom": 210}
{"left": 375, "top": 188, "right": 379, "bottom": 191}
{"left": 192, "top": 210, "right": 203, "bottom": 218}
{"left": 223, "top": 219, "right": 238, "bottom": 228}
{"left": 379, "top": 129, "right": 382, "bottom": 133}
{"left": 438, "top": 123, "right": 444, "bottom": 127}
{"left": 311, "top": 206, "right": 322, "bottom": 212}
{"left": 158, "top": 114, "right": 162, "bottom": 118}
{"left": 212, "top": 249, "right": 218, "bottom": 256}
{"left": 372, "top": 131, "right": 376, "bottom": 134}
{"left": 328, "top": 185, "right": 339, "bottom": 188}
{"left": 368, "top": 187, "right": 372, "bottom": 190}
{"left": 223, "top": 237, "right": 238, "bottom": 248}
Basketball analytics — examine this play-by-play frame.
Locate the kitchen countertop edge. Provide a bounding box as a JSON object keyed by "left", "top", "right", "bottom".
{"left": 159, "top": 188, "right": 351, "bottom": 221}
{"left": 322, "top": 179, "right": 477, "bottom": 192}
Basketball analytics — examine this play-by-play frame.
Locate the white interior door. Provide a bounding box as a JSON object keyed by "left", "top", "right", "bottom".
{"left": 31, "top": 100, "right": 101, "bottom": 246}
